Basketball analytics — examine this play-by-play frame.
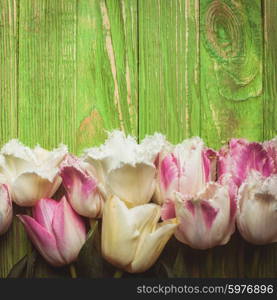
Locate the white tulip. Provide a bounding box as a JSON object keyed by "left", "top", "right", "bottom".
{"left": 101, "top": 195, "right": 177, "bottom": 273}
{"left": 84, "top": 130, "right": 165, "bottom": 207}
{"left": 0, "top": 139, "right": 67, "bottom": 206}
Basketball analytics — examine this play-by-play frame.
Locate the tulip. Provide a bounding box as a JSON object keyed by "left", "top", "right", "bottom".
{"left": 18, "top": 197, "right": 86, "bottom": 266}
{"left": 237, "top": 171, "right": 277, "bottom": 244}
{"left": 84, "top": 130, "right": 165, "bottom": 207}
{"left": 0, "top": 139, "right": 67, "bottom": 206}
{"left": 156, "top": 137, "right": 218, "bottom": 216}
{"left": 220, "top": 138, "right": 277, "bottom": 244}
{"left": 159, "top": 137, "right": 236, "bottom": 249}
{"left": 101, "top": 195, "right": 177, "bottom": 273}
{"left": 60, "top": 155, "right": 105, "bottom": 218}
{"left": 0, "top": 184, "right": 12, "bottom": 235}
{"left": 218, "top": 138, "right": 274, "bottom": 189}
{"left": 173, "top": 183, "right": 233, "bottom": 249}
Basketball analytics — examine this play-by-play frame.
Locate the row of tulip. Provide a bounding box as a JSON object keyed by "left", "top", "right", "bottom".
{"left": 0, "top": 131, "right": 276, "bottom": 274}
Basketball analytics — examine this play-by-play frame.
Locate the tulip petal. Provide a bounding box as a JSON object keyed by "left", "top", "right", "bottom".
{"left": 203, "top": 148, "right": 218, "bottom": 182}
{"left": 33, "top": 146, "right": 51, "bottom": 162}
{"left": 263, "top": 137, "right": 277, "bottom": 174}
{"left": 52, "top": 197, "right": 86, "bottom": 264}
{"left": 102, "top": 196, "right": 161, "bottom": 266}
{"left": 1, "top": 139, "right": 36, "bottom": 164}
{"left": 160, "top": 154, "right": 180, "bottom": 191}
{"left": 60, "top": 156, "right": 104, "bottom": 218}
{"left": 174, "top": 183, "right": 233, "bottom": 249}
{"left": 200, "top": 200, "right": 219, "bottom": 229}
{"left": 18, "top": 214, "right": 65, "bottom": 266}
{"left": 129, "top": 202, "right": 161, "bottom": 233}
{"left": 0, "top": 140, "right": 37, "bottom": 181}
{"left": 161, "top": 199, "right": 177, "bottom": 220}
{"left": 173, "top": 137, "right": 208, "bottom": 196}
{"left": 32, "top": 198, "right": 59, "bottom": 233}
{"left": 0, "top": 154, "right": 33, "bottom": 181}
{"left": 12, "top": 172, "right": 62, "bottom": 206}
{"left": 237, "top": 172, "right": 277, "bottom": 244}
{"left": 84, "top": 131, "right": 165, "bottom": 207}
{"left": 107, "top": 163, "right": 156, "bottom": 207}
{"left": 33, "top": 144, "right": 67, "bottom": 169}
{"left": 101, "top": 196, "right": 140, "bottom": 268}
{"left": 0, "top": 140, "right": 67, "bottom": 207}
{"left": 228, "top": 139, "right": 273, "bottom": 187}
{"left": 85, "top": 130, "right": 165, "bottom": 173}
{"left": 0, "top": 184, "right": 12, "bottom": 235}
{"left": 128, "top": 219, "right": 177, "bottom": 273}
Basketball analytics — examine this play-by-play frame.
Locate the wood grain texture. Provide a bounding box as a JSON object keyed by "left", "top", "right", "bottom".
{"left": 200, "top": 0, "right": 263, "bottom": 149}
{"left": 138, "top": 0, "right": 201, "bottom": 143}
{"left": 0, "top": 0, "right": 17, "bottom": 143}
{"left": 263, "top": 0, "right": 277, "bottom": 140}
{"left": 17, "top": 0, "right": 77, "bottom": 277}
{"left": 0, "top": 0, "right": 26, "bottom": 278}
{"left": 18, "top": 0, "right": 77, "bottom": 152}
{"left": 76, "top": 0, "right": 138, "bottom": 153}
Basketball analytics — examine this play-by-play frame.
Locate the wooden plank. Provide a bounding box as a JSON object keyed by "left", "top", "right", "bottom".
{"left": 200, "top": 0, "right": 263, "bottom": 149}
{"left": 76, "top": 0, "right": 138, "bottom": 153}
{"left": 138, "top": 0, "right": 203, "bottom": 277}
{"left": 138, "top": 0, "right": 201, "bottom": 143}
{"left": 263, "top": 0, "right": 277, "bottom": 141}
{"left": 200, "top": 0, "right": 264, "bottom": 277}
{"left": 18, "top": 0, "right": 77, "bottom": 152}
{"left": 0, "top": 0, "right": 17, "bottom": 143}
{"left": 0, "top": 0, "right": 21, "bottom": 278}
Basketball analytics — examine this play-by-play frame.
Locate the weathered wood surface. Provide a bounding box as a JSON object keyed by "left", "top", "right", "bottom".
{"left": 0, "top": 0, "right": 276, "bottom": 278}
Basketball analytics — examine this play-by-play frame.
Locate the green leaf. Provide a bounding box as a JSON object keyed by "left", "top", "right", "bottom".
{"left": 75, "top": 220, "right": 103, "bottom": 278}
{"left": 7, "top": 255, "right": 28, "bottom": 278}
{"left": 172, "top": 247, "right": 187, "bottom": 277}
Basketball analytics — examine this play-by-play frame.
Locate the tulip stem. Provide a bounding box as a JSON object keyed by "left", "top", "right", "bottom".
{"left": 89, "top": 219, "right": 98, "bottom": 230}
{"left": 69, "top": 264, "right": 77, "bottom": 279}
{"left": 113, "top": 269, "right": 123, "bottom": 278}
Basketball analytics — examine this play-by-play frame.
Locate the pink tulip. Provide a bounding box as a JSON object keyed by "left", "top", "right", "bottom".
{"left": 157, "top": 137, "right": 218, "bottom": 217}
{"left": 0, "top": 184, "right": 12, "bottom": 235}
{"left": 18, "top": 197, "right": 86, "bottom": 266}
{"left": 219, "top": 138, "right": 277, "bottom": 244}
{"left": 160, "top": 137, "right": 235, "bottom": 249}
{"left": 218, "top": 138, "right": 274, "bottom": 188}
{"left": 60, "top": 155, "right": 105, "bottom": 218}
{"left": 174, "top": 183, "right": 232, "bottom": 249}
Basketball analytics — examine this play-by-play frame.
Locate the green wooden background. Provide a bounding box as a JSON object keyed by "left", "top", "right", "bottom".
{"left": 0, "top": 0, "right": 276, "bottom": 278}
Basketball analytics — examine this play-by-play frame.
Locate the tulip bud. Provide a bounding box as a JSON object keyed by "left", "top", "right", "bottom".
{"left": 0, "top": 184, "right": 12, "bottom": 235}
{"left": 173, "top": 183, "right": 233, "bottom": 249}
{"left": 84, "top": 130, "right": 165, "bottom": 207}
{"left": 101, "top": 195, "right": 177, "bottom": 273}
{"left": 0, "top": 140, "right": 67, "bottom": 206}
{"left": 18, "top": 197, "right": 86, "bottom": 266}
{"left": 60, "top": 155, "right": 105, "bottom": 218}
